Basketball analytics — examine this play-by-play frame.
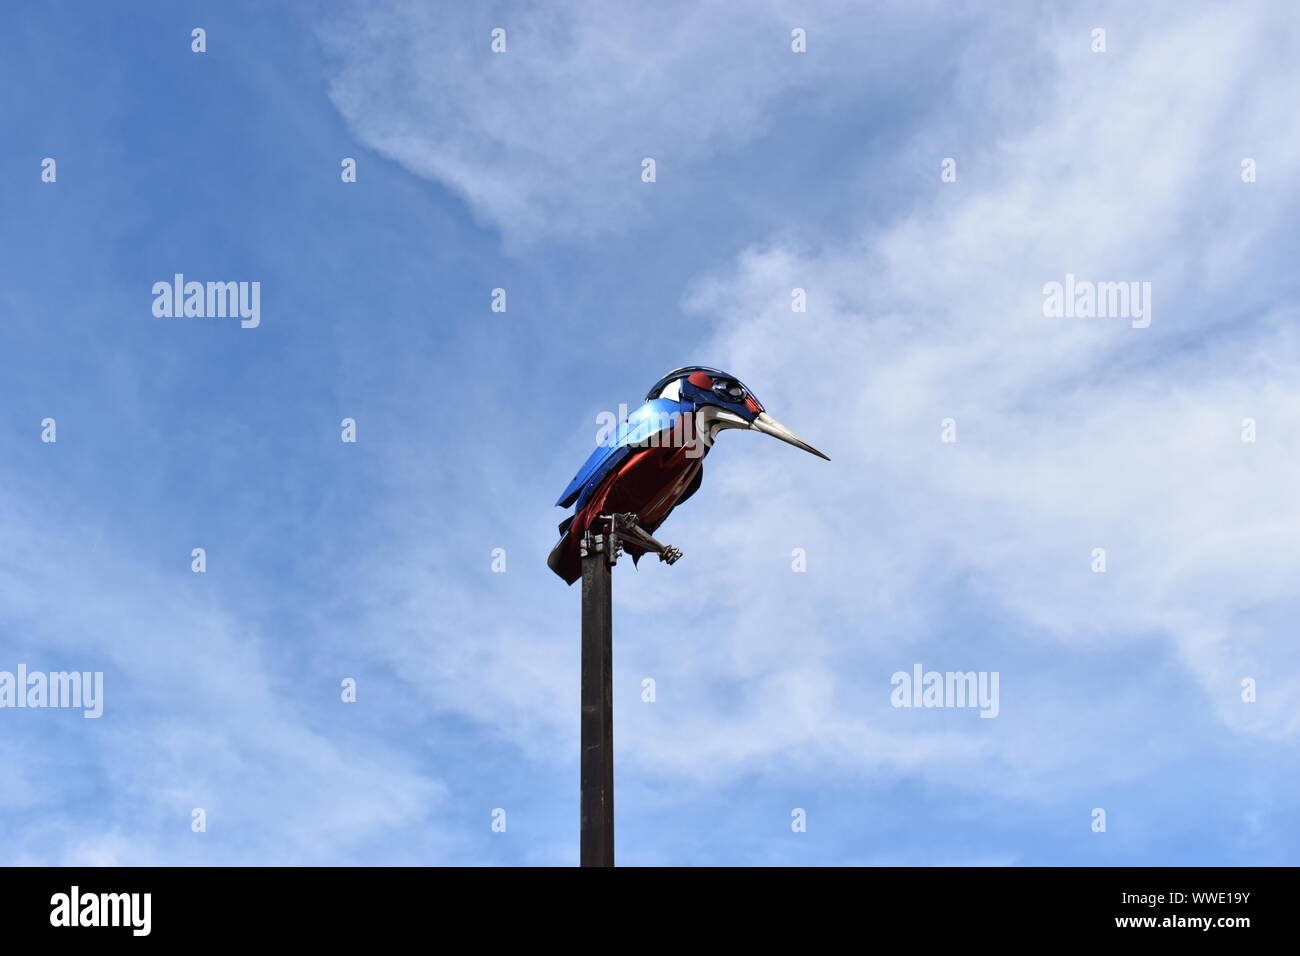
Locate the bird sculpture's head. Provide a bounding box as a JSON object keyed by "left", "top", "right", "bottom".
{"left": 644, "top": 367, "right": 830, "bottom": 461}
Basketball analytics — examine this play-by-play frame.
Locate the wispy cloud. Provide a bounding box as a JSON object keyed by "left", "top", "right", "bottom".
{"left": 319, "top": 0, "right": 972, "bottom": 244}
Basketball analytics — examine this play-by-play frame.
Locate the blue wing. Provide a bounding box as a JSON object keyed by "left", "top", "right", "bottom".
{"left": 556, "top": 398, "right": 687, "bottom": 508}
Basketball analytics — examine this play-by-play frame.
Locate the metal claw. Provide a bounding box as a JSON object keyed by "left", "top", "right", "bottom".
{"left": 580, "top": 529, "right": 621, "bottom": 566}
{"left": 598, "top": 513, "right": 683, "bottom": 567}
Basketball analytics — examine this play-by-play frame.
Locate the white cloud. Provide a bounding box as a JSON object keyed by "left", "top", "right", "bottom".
{"left": 0, "top": 498, "right": 448, "bottom": 865}
{"left": 319, "top": 0, "right": 962, "bottom": 244}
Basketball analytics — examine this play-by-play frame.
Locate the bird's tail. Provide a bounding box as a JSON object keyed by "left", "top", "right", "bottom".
{"left": 547, "top": 530, "right": 582, "bottom": 585}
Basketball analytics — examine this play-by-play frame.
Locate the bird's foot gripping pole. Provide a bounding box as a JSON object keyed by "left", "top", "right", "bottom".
{"left": 598, "top": 513, "right": 683, "bottom": 565}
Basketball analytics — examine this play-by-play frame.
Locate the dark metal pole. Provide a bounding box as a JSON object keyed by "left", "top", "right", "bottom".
{"left": 579, "top": 531, "right": 615, "bottom": 867}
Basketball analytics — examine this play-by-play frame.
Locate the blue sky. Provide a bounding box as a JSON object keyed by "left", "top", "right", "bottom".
{"left": 2, "top": 0, "right": 1298, "bottom": 865}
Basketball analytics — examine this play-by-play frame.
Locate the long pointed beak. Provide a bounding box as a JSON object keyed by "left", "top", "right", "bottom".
{"left": 750, "top": 412, "right": 830, "bottom": 461}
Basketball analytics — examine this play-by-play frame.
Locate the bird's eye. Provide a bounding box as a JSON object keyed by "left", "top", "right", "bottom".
{"left": 713, "top": 380, "right": 746, "bottom": 402}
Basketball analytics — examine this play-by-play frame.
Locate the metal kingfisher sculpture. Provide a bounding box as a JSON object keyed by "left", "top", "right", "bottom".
{"left": 549, "top": 366, "right": 829, "bottom": 866}
{"left": 549, "top": 366, "right": 829, "bottom": 583}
